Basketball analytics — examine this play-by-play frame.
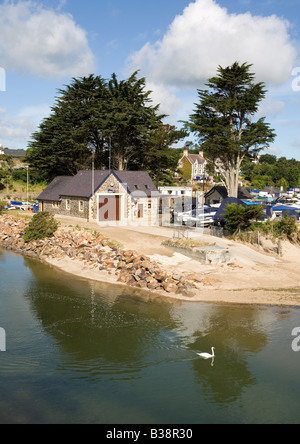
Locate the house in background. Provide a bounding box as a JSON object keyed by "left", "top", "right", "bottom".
{"left": 158, "top": 186, "right": 193, "bottom": 198}
{"left": 4, "top": 148, "right": 26, "bottom": 162}
{"left": 0, "top": 145, "right": 27, "bottom": 167}
{"left": 38, "top": 170, "right": 160, "bottom": 224}
{"left": 175, "top": 149, "right": 208, "bottom": 183}
{"left": 205, "top": 186, "right": 252, "bottom": 205}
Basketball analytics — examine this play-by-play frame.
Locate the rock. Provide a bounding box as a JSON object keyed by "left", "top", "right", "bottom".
{"left": 133, "top": 280, "right": 148, "bottom": 289}
{"left": 162, "top": 282, "right": 178, "bottom": 293}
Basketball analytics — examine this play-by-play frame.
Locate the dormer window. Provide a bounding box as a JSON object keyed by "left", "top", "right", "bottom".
{"left": 134, "top": 185, "right": 139, "bottom": 190}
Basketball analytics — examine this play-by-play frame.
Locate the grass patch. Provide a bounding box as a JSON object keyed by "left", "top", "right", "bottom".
{"left": 162, "top": 238, "right": 216, "bottom": 250}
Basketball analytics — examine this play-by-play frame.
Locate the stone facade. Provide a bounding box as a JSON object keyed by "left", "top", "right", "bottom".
{"left": 42, "top": 198, "right": 89, "bottom": 220}
{"left": 39, "top": 171, "right": 159, "bottom": 224}
{"left": 92, "top": 173, "right": 159, "bottom": 224}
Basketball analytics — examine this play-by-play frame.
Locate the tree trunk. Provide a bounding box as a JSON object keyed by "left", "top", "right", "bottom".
{"left": 226, "top": 168, "right": 238, "bottom": 198}
{"left": 215, "top": 159, "right": 238, "bottom": 198}
{"left": 118, "top": 158, "right": 124, "bottom": 171}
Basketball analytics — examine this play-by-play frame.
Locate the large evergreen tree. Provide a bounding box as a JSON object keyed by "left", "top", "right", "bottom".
{"left": 142, "top": 123, "right": 186, "bottom": 187}
{"left": 107, "top": 71, "right": 164, "bottom": 170}
{"left": 26, "top": 72, "right": 167, "bottom": 181}
{"left": 186, "top": 62, "right": 276, "bottom": 197}
{"left": 26, "top": 75, "right": 108, "bottom": 181}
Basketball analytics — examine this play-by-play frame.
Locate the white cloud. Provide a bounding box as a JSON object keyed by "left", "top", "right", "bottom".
{"left": 0, "top": 104, "right": 50, "bottom": 149}
{"left": 0, "top": 0, "right": 95, "bottom": 79}
{"left": 257, "top": 98, "right": 285, "bottom": 119}
{"left": 147, "top": 81, "right": 182, "bottom": 116}
{"left": 127, "top": 0, "right": 297, "bottom": 117}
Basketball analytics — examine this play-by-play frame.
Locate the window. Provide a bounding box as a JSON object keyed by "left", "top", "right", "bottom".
{"left": 52, "top": 202, "right": 59, "bottom": 208}
{"left": 79, "top": 201, "right": 84, "bottom": 212}
{"left": 134, "top": 185, "right": 139, "bottom": 190}
{"left": 145, "top": 185, "right": 149, "bottom": 190}
{"left": 66, "top": 200, "right": 70, "bottom": 210}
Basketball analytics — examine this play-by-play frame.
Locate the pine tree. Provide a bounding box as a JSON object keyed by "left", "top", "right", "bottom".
{"left": 186, "top": 62, "right": 276, "bottom": 197}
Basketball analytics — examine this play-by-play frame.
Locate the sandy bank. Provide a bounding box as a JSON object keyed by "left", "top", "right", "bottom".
{"left": 44, "top": 239, "right": 300, "bottom": 307}
{"left": 2, "top": 214, "right": 300, "bottom": 306}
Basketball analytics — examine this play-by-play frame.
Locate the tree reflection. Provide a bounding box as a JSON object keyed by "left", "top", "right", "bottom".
{"left": 22, "top": 255, "right": 292, "bottom": 405}
{"left": 23, "top": 257, "right": 178, "bottom": 381}
{"left": 186, "top": 304, "right": 270, "bottom": 403}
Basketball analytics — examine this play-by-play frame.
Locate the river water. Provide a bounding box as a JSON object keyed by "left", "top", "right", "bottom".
{"left": 0, "top": 247, "right": 300, "bottom": 424}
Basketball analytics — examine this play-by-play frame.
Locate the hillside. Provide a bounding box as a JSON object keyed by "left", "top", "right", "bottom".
{"left": 0, "top": 180, "right": 45, "bottom": 202}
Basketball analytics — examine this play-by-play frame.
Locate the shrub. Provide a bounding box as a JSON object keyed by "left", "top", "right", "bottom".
{"left": 275, "top": 212, "right": 298, "bottom": 240}
{"left": 23, "top": 212, "right": 59, "bottom": 243}
{"left": 222, "top": 203, "right": 265, "bottom": 234}
{"left": 243, "top": 211, "right": 299, "bottom": 243}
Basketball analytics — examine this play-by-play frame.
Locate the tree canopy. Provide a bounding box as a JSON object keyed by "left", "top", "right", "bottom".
{"left": 241, "top": 155, "right": 300, "bottom": 190}
{"left": 26, "top": 72, "right": 184, "bottom": 182}
{"left": 185, "top": 62, "right": 276, "bottom": 197}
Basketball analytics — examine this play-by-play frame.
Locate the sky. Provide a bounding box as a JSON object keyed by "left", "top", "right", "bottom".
{"left": 1, "top": 0, "right": 300, "bottom": 160}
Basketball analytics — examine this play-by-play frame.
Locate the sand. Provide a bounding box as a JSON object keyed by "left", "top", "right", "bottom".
{"left": 47, "top": 215, "right": 300, "bottom": 307}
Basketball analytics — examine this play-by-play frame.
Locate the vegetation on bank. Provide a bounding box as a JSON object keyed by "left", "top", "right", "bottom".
{"left": 223, "top": 204, "right": 300, "bottom": 244}
{"left": 250, "top": 213, "right": 300, "bottom": 243}
{"left": 162, "top": 238, "right": 216, "bottom": 250}
{"left": 222, "top": 203, "right": 265, "bottom": 234}
{"left": 23, "top": 212, "right": 59, "bottom": 243}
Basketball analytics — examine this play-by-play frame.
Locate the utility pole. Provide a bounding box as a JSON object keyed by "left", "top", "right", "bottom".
{"left": 109, "top": 137, "right": 112, "bottom": 171}
{"left": 92, "top": 152, "right": 95, "bottom": 197}
{"left": 26, "top": 165, "right": 29, "bottom": 205}
{"left": 90, "top": 152, "right": 95, "bottom": 222}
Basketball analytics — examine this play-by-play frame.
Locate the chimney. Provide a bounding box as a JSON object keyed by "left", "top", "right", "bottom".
{"left": 199, "top": 150, "right": 204, "bottom": 157}
{"left": 183, "top": 149, "right": 189, "bottom": 157}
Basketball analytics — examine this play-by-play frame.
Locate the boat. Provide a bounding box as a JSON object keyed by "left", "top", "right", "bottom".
{"left": 179, "top": 207, "right": 217, "bottom": 227}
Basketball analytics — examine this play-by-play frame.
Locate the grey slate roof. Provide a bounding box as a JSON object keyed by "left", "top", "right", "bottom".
{"left": 205, "top": 186, "right": 252, "bottom": 200}
{"left": 38, "top": 170, "right": 159, "bottom": 201}
{"left": 115, "top": 171, "right": 160, "bottom": 197}
{"left": 187, "top": 154, "right": 205, "bottom": 164}
{"left": 61, "top": 170, "right": 110, "bottom": 198}
{"left": 37, "top": 176, "right": 74, "bottom": 201}
{"left": 4, "top": 148, "right": 26, "bottom": 158}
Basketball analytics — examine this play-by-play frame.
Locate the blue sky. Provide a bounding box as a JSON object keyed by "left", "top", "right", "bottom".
{"left": 1, "top": 0, "right": 300, "bottom": 161}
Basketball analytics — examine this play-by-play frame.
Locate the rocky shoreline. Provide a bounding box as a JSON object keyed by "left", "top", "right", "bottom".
{"left": 0, "top": 215, "right": 198, "bottom": 298}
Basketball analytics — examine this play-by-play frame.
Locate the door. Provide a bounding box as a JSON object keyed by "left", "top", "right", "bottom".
{"left": 138, "top": 204, "right": 143, "bottom": 218}
{"left": 99, "top": 196, "right": 120, "bottom": 222}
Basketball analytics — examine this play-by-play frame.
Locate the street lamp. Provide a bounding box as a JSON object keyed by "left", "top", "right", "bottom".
{"left": 26, "top": 165, "right": 29, "bottom": 206}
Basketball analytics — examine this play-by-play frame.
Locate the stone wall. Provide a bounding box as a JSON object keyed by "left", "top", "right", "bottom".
{"left": 41, "top": 198, "right": 89, "bottom": 220}
{"left": 60, "top": 197, "right": 90, "bottom": 220}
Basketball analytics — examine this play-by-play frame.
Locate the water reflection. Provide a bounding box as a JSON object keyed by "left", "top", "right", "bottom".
{"left": 24, "top": 257, "right": 180, "bottom": 381}
{"left": 1, "top": 249, "right": 299, "bottom": 423}
{"left": 24, "top": 256, "right": 271, "bottom": 403}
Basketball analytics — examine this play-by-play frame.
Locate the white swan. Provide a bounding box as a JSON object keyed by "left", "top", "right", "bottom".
{"left": 197, "top": 347, "right": 215, "bottom": 360}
